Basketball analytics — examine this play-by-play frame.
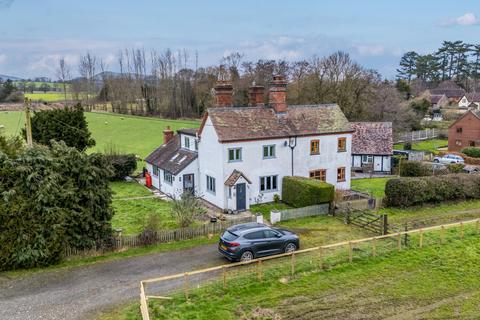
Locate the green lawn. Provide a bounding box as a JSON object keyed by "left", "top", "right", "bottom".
{"left": 0, "top": 111, "right": 200, "bottom": 160}
{"left": 394, "top": 139, "right": 448, "bottom": 154}
{"left": 102, "top": 230, "right": 480, "bottom": 319}
{"left": 351, "top": 177, "right": 392, "bottom": 198}
{"left": 110, "top": 181, "right": 175, "bottom": 234}
{"left": 250, "top": 202, "right": 293, "bottom": 221}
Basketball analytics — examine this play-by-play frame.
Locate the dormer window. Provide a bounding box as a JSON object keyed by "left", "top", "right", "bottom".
{"left": 184, "top": 136, "right": 190, "bottom": 148}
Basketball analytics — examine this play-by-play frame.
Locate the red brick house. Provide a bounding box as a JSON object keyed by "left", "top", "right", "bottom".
{"left": 448, "top": 110, "right": 480, "bottom": 152}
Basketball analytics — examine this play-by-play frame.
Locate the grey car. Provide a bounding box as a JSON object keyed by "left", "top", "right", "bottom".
{"left": 218, "top": 222, "right": 300, "bottom": 262}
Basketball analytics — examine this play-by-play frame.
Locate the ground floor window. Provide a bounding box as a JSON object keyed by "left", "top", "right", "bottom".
{"left": 260, "top": 175, "right": 278, "bottom": 192}
{"left": 469, "top": 140, "right": 475, "bottom": 147}
{"left": 455, "top": 140, "right": 462, "bottom": 146}
{"left": 152, "top": 165, "right": 159, "bottom": 176}
{"left": 309, "top": 169, "right": 326, "bottom": 181}
{"left": 361, "top": 155, "right": 373, "bottom": 163}
{"left": 163, "top": 170, "right": 173, "bottom": 184}
{"left": 337, "top": 167, "right": 346, "bottom": 182}
{"left": 206, "top": 175, "right": 216, "bottom": 194}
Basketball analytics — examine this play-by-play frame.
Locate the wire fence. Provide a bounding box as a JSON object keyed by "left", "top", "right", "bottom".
{"left": 139, "top": 218, "right": 480, "bottom": 320}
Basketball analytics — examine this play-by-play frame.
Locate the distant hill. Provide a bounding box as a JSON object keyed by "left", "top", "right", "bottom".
{"left": 0, "top": 74, "right": 22, "bottom": 81}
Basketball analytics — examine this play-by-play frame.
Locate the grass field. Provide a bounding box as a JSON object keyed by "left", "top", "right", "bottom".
{"left": 110, "top": 181, "right": 176, "bottom": 234}
{"left": 0, "top": 111, "right": 200, "bottom": 160}
{"left": 102, "top": 227, "right": 480, "bottom": 320}
{"left": 394, "top": 139, "right": 448, "bottom": 154}
{"left": 25, "top": 92, "right": 72, "bottom": 102}
{"left": 351, "top": 177, "right": 392, "bottom": 198}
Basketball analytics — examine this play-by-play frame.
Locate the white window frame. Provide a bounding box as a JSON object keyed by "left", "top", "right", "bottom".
{"left": 260, "top": 175, "right": 278, "bottom": 192}
{"left": 152, "top": 165, "right": 159, "bottom": 176}
{"left": 361, "top": 155, "right": 373, "bottom": 164}
{"left": 184, "top": 136, "right": 190, "bottom": 149}
{"left": 163, "top": 170, "right": 173, "bottom": 184}
{"left": 206, "top": 175, "right": 216, "bottom": 194}
{"left": 263, "top": 144, "right": 276, "bottom": 159}
{"left": 228, "top": 148, "right": 242, "bottom": 162}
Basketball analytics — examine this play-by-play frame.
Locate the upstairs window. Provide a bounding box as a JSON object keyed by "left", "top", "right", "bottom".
{"left": 310, "top": 140, "right": 320, "bottom": 155}
{"left": 337, "top": 167, "right": 346, "bottom": 182}
{"left": 455, "top": 140, "right": 462, "bottom": 146}
{"left": 457, "top": 127, "right": 463, "bottom": 133}
{"left": 310, "top": 169, "right": 326, "bottom": 182}
{"left": 206, "top": 175, "right": 216, "bottom": 194}
{"left": 263, "top": 145, "right": 276, "bottom": 159}
{"left": 184, "top": 136, "right": 190, "bottom": 148}
{"left": 228, "top": 148, "right": 242, "bottom": 162}
{"left": 194, "top": 139, "right": 198, "bottom": 151}
{"left": 338, "top": 138, "right": 347, "bottom": 152}
{"left": 260, "top": 175, "right": 278, "bottom": 192}
{"left": 164, "top": 170, "right": 173, "bottom": 184}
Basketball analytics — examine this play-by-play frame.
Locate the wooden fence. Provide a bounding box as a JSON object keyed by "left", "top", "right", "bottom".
{"left": 63, "top": 215, "right": 256, "bottom": 258}
{"left": 270, "top": 204, "right": 330, "bottom": 224}
{"left": 334, "top": 209, "right": 388, "bottom": 235}
{"left": 139, "top": 218, "right": 480, "bottom": 320}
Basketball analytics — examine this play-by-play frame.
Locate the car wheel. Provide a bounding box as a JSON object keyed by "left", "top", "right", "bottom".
{"left": 285, "top": 242, "right": 297, "bottom": 253}
{"left": 240, "top": 251, "right": 254, "bottom": 262}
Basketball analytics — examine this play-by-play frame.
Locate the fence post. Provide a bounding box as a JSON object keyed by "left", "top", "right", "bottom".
{"left": 397, "top": 233, "right": 402, "bottom": 251}
{"left": 291, "top": 253, "right": 296, "bottom": 276}
{"left": 319, "top": 247, "right": 323, "bottom": 269}
{"left": 184, "top": 272, "right": 189, "bottom": 300}
{"left": 348, "top": 242, "right": 353, "bottom": 263}
{"left": 222, "top": 265, "right": 227, "bottom": 289}
{"left": 440, "top": 226, "right": 445, "bottom": 244}
{"left": 257, "top": 260, "right": 263, "bottom": 281}
{"left": 381, "top": 214, "right": 388, "bottom": 235}
{"left": 460, "top": 222, "right": 464, "bottom": 239}
{"left": 403, "top": 224, "right": 409, "bottom": 247}
{"left": 372, "top": 238, "right": 377, "bottom": 257}
{"left": 419, "top": 229, "right": 424, "bottom": 248}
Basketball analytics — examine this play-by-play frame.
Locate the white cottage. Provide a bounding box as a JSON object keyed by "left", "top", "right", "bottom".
{"left": 146, "top": 76, "right": 354, "bottom": 211}
{"left": 458, "top": 93, "right": 480, "bottom": 109}
{"left": 351, "top": 122, "right": 393, "bottom": 173}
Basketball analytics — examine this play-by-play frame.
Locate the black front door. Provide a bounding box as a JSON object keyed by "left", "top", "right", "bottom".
{"left": 236, "top": 183, "right": 246, "bottom": 211}
{"left": 183, "top": 174, "right": 194, "bottom": 193}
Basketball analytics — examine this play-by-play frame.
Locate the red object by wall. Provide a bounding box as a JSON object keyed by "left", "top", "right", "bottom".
{"left": 145, "top": 172, "right": 152, "bottom": 188}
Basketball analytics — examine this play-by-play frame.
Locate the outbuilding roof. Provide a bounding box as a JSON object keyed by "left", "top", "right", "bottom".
{"left": 351, "top": 122, "right": 393, "bottom": 155}
{"left": 224, "top": 170, "right": 252, "bottom": 187}
{"left": 201, "top": 104, "right": 352, "bottom": 143}
{"left": 145, "top": 135, "right": 197, "bottom": 175}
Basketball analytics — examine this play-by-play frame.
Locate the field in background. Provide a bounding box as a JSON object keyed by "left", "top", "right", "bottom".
{"left": 0, "top": 111, "right": 200, "bottom": 160}
{"left": 25, "top": 92, "right": 72, "bottom": 102}
{"left": 394, "top": 138, "right": 448, "bottom": 154}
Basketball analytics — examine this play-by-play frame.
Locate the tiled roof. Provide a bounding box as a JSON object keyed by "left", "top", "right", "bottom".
{"left": 351, "top": 122, "right": 393, "bottom": 155}
{"left": 466, "top": 93, "right": 480, "bottom": 102}
{"left": 430, "top": 88, "right": 465, "bottom": 98}
{"left": 145, "top": 135, "right": 197, "bottom": 175}
{"left": 177, "top": 128, "right": 198, "bottom": 136}
{"left": 429, "top": 94, "right": 446, "bottom": 104}
{"left": 224, "top": 170, "right": 252, "bottom": 187}
{"left": 204, "top": 104, "right": 352, "bottom": 142}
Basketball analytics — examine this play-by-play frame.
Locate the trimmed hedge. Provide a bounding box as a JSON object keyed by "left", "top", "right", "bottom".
{"left": 461, "top": 147, "right": 480, "bottom": 158}
{"left": 385, "top": 173, "right": 480, "bottom": 207}
{"left": 400, "top": 160, "right": 431, "bottom": 177}
{"left": 282, "top": 176, "right": 334, "bottom": 207}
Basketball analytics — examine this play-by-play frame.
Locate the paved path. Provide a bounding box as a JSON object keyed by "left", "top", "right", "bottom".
{"left": 0, "top": 243, "right": 224, "bottom": 320}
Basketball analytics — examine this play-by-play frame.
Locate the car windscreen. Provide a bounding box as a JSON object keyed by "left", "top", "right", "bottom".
{"left": 222, "top": 230, "right": 238, "bottom": 241}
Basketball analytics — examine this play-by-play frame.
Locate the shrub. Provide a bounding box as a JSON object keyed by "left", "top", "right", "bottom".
{"left": 170, "top": 192, "right": 206, "bottom": 228}
{"left": 404, "top": 141, "right": 412, "bottom": 150}
{"left": 385, "top": 173, "right": 480, "bottom": 207}
{"left": 399, "top": 160, "right": 431, "bottom": 177}
{"left": 282, "top": 176, "right": 334, "bottom": 208}
{"left": 461, "top": 147, "right": 480, "bottom": 158}
{"left": 106, "top": 154, "right": 137, "bottom": 180}
{"left": 447, "top": 163, "right": 465, "bottom": 173}
{"left": 273, "top": 194, "right": 280, "bottom": 203}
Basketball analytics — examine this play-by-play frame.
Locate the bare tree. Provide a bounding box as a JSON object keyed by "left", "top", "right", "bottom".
{"left": 56, "top": 57, "right": 71, "bottom": 103}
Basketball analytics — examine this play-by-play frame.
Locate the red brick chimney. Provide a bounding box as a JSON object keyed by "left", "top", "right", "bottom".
{"left": 248, "top": 83, "right": 265, "bottom": 107}
{"left": 269, "top": 75, "right": 288, "bottom": 113}
{"left": 163, "top": 126, "right": 174, "bottom": 144}
{"left": 214, "top": 81, "right": 234, "bottom": 107}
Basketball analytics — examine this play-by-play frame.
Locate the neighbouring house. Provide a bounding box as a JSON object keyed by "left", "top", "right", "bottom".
{"left": 145, "top": 76, "right": 354, "bottom": 211}
{"left": 429, "top": 93, "right": 448, "bottom": 110}
{"left": 448, "top": 110, "right": 480, "bottom": 152}
{"left": 430, "top": 80, "right": 466, "bottom": 105}
{"left": 458, "top": 93, "right": 480, "bottom": 109}
{"left": 351, "top": 122, "right": 393, "bottom": 173}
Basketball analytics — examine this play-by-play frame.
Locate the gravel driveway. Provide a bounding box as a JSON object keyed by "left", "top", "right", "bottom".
{"left": 0, "top": 243, "right": 224, "bottom": 320}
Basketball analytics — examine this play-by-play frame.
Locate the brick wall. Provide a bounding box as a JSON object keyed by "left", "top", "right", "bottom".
{"left": 448, "top": 111, "right": 480, "bottom": 152}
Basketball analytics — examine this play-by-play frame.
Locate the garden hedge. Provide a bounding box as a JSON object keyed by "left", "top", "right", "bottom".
{"left": 399, "top": 160, "right": 431, "bottom": 177}
{"left": 282, "top": 176, "right": 334, "bottom": 207}
{"left": 461, "top": 147, "right": 480, "bottom": 158}
{"left": 106, "top": 153, "right": 137, "bottom": 180}
{"left": 385, "top": 173, "right": 480, "bottom": 207}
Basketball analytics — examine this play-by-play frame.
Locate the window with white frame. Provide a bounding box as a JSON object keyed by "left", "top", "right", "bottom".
{"left": 152, "top": 165, "right": 159, "bottom": 176}
{"left": 260, "top": 175, "right": 278, "bottom": 192}
{"left": 361, "top": 155, "right": 373, "bottom": 163}
{"left": 163, "top": 170, "right": 173, "bottom": 184}
{"left": 228, "top": 148, "right": 242, "bottom": 162}
{"left": 184, "top": 136, "right": 190, "bottom": 148}
{"left": 263, "top": 145, "right": 276, "bottom": 159}
{"left": 206, "top": 175, "right": 216, "bottom": 194}
{"left": 194, "top": 139, "right": 198, "bottom": 151}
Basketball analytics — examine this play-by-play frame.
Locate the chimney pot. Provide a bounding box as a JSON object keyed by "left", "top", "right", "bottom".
{"left": 248, "top": 84, "right": 265, "bottom": 107}
{"left": 269, "top": 75, "right": 288, "bottom": 113}
{"left": 213, "top": 81, "right": 234, "bottom": 107}
{"left": 163, "top": 126, "right": 174, "bottom": 144}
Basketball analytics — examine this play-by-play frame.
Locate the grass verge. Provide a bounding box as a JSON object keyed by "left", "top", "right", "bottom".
{"left": 350, "top": 177, "right": 392, "bottom": 198}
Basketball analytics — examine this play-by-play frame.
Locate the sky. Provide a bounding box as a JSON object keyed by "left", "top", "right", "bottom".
{"left": 1, "top": 0, "right": 480, "bottom": 79}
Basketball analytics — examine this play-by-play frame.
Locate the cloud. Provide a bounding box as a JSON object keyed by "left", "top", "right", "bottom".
{"left": 355, "top": 45, "right": 385, "bottom": 56}
{"left": 27, "top": 54, "right": 80, "bottom": 74}
{"left": 0, "top": 0, "right": 14, "bottom": 9}
{"left": 442, "top": 12, "right": 479, "bottom": 26}
{"left": 0, "top": 54, "right": 6, "bottom": 64}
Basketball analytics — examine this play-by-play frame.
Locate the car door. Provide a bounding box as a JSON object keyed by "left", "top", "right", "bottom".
{"left": 262, "top": 230, "right": 285, "bottom": 255}
{"left": 243, "top": 230, "right": 269, "bottom": 257}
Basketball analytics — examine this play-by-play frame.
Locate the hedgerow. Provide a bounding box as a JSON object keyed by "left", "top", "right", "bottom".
{"left": 282, "top": 176, "right": 334, "bottom": 207}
